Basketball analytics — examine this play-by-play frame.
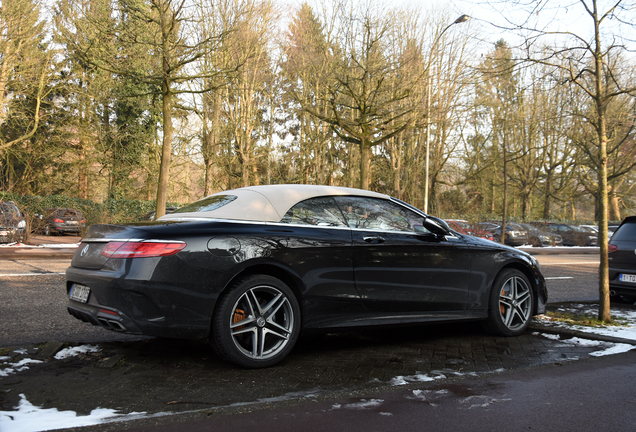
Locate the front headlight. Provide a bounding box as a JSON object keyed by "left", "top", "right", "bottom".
{"left": 539, "top": 235, "right": 549, "bottom": 242}
{"left": 18, "top": 220, "right": 26, "bottom": 229}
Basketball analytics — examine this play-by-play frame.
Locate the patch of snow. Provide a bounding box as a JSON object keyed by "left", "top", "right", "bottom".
{"left": 534, "top": 333, "right": 635, "bottom": 357}
{"left": 589, "top": 343, "right": 634, "bottom": 357}
{"left": 390, "top": 373, "right": 445, "bottom": 386}
{"left": 0, "top": 359, "right": 43, "bottom": 377}
{"left": 0, "top": 394, "right": 160, "bottom": 432}
{"left": 331, "top": 399, "right": 383, "bottom": 410}
{"left": 459, "top": 395, "right": 512, "bottom": 409}
{"left": 389, "top": 368, "right": 482, "bottom": 387}
{"left": 54, "top": 345, "right": 101, "bottom": 360}
{"left": 536, "top": 305, "right": 636, "bottom": 343}
{"left": 379, "top": 412, "right": 393, "bottom": 416}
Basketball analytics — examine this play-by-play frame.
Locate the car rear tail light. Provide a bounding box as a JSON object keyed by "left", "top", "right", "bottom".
{"left": 101, "top": 241, "right": 186, "bottom": 258}
{"left": 608, "top": 244, "right": 618, "bottom": 253}
{"left": 53, "top": 218, "right": 64, "bottom": 223}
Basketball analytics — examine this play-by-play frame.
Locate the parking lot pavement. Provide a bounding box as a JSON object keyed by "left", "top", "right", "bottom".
{"left": 1, "top": 314, "right": 634, "bottom": 431}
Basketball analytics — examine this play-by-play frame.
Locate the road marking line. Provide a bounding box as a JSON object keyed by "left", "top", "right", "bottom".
{"left": 545, "top": 277, "right": 574, "bottom": 280}
{"left": 0, "top": 272, "right": 65, "bottom": 277}
{"left": 540, "top": 262, "right": 599, "bottom": 265}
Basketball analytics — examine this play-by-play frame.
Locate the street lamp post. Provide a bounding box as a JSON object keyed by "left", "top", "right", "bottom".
{"left": 423, "top": 14, "right": 469, "bottom": 214}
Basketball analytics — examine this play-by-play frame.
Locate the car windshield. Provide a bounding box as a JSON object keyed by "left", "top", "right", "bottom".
{"left": 172, "top": 195, "right": 238, "bottom": 213}
{"left": 0, "top": 203, "right": 18, "bottom": 216}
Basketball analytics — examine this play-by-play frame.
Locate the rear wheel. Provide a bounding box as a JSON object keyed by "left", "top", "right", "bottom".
{"left": 482, "top": 269, "right": 534, "bottom": 336}
{"left": 211, "top": 275, "right": 300, "bottom": 368}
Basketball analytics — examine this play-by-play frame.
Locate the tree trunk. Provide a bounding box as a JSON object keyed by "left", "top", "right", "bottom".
{"left": 155, "top": 81, "right": 172, "bottom": 219}
{"left": 359, "top": 141, "right": 371, "bottom": 190}
{"left": 543, "top": 171, "right": 552, "bottom": 219}
{"left": 501, "top": 132, "right": 508, "bottom": 246}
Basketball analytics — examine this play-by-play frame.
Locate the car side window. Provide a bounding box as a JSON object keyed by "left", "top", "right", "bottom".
{"left": 280, "top": 197, "right": 348, "bottom": 227}
{"left": 333, "top": 196, "right": 427, "bottom": 233}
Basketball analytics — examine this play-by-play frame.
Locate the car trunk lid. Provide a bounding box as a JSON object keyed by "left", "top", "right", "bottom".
{"left": 71, "top": 224, "right": 150, "bottom": 270}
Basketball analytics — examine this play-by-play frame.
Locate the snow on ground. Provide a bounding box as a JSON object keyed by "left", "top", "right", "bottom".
{"left": 54, "top": 345, "right": 100, "bottom": 360}
{"left": 0, "top": 351, "right": 43, "bottom": 377}
{"left": 0, "top": 395, "right": 154, "bottom": 432}
{"left": 534, "top": 304, "right": 636, "bottom": 343}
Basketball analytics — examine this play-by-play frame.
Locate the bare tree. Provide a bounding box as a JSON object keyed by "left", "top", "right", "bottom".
{"left": 0, "top": 0, "right": 52, "bottom": 153}
{"left": 58, "top": 0, "right": 241, "bottom": 217}
{"left": 490, "top": 0, "right": 636, "bottom": 321}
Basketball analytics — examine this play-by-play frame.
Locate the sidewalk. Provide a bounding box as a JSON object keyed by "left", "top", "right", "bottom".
{"left": 0, "top": 234, "right": 80, "bottom": 259}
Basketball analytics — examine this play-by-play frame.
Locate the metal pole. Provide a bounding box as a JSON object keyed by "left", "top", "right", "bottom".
{"left": 423, "top": 15, "right": 469, "bottom": 214}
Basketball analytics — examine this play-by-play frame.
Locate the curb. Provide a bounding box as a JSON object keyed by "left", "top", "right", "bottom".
{"left": 0, "top": 247, "right": 77, "bottom": 260}
{"left": 529, "top": 321, "right": 636, "bottom": 346}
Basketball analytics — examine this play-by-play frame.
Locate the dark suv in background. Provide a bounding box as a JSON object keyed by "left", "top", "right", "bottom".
{"left": 39, "top": 208, "right": 86, "bottom": 235}
{"left": 609, "top": 216, "right": 636, "bottom": 304}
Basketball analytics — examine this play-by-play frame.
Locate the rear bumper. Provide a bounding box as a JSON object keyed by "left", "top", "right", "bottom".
{"left": 609, "top": 268, "right": 636, "bottom": 297}
{"left": 65, "top": 259, "right": 222, "bottom": 340}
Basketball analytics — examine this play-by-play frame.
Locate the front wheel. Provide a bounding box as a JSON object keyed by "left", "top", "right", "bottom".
{"left": 482, "top": 269, "right": 534, "bottom": 336}
{"left": 211, "top": 275, "right": 300, "bottom": 368}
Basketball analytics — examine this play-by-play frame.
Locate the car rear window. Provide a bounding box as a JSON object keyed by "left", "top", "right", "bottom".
{"left": 611, "top": 221, "right": 636, "bottom": 242}
{"left": 171, "top": 195, "right": 237, "bottom": 214}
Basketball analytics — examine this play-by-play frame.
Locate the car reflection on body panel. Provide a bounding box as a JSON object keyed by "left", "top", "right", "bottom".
{"left": 445, "top": 219, "right": 495, "bottom": 241}
{"left": 66, "top": 185, "right": 547, "bottom": 368}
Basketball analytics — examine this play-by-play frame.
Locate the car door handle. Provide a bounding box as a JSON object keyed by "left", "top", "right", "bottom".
{"left": 363, "top": 236, "right": 385, "bottom": 244}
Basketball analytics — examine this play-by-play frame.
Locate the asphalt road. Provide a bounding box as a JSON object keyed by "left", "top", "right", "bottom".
{"left": 538, "top": 254, "right": 600, "bottom": 302}
{"left": 0, "top": 254, "right": 601, "bottom": 348}
{"left": 127, "top": 350, "right": 636, "bottom": 432}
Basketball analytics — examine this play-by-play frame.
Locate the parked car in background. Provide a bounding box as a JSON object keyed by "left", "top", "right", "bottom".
{"left": 576, "top": 225, "right": 599, "bottom": 246}
{"left": 476, "top": 221, "right": 530, "bottom": 246}
{"left": 445, "top": 219, "right": 495, "bottom": 241}
{"left": 608, "top": 224, "right": 620, "bottom": 237}
{"left": 39, "top": 208, "right": 86, "bottom": 236}
{"left": 0, "top": 201, "right": 26, "bottom": 243}
{"left": 519, "top": 223, "right": 562, "bottom": 247}
{"left": 531, "top": 222, "right": 597, "bottom": 246}
{"left": 66, "top": 184, "right": 547, "bottom": 368}
{"left": 608, "top": 216, "right": 636, "bottom": 304}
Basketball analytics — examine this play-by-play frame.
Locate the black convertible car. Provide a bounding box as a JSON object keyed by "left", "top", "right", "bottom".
{"left": 66, "top": 185, "right": 547, "bottom": 368}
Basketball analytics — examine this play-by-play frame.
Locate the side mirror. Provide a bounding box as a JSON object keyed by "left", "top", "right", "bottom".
{"left": 423, "top": 216, "right": 451, "bottom": 236}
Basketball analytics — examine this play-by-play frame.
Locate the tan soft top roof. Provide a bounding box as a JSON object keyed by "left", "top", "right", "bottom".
{"left": 159, "top": 184, "right": 390, "bottom": 222}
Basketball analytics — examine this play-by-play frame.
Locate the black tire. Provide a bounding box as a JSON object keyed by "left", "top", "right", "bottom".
{"left": 482, "top": 269, "right": 534, "bottom": 336}
{"left": 211, "top": 275, "right": 301, "bottom": 368}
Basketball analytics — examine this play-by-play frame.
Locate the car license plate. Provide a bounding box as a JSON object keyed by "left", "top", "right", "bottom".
{"left": 70, "top": 284, "right": 91, "bottom": 303}
{"left": 619, "top": 274, "right": 636, "bottom": 284}
{"left": 0, "top": 230, "right": 8, "bottom": 236}
{"left": 67, "top": 221, "right": 78, "bottom": 225}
